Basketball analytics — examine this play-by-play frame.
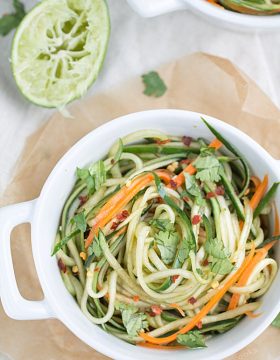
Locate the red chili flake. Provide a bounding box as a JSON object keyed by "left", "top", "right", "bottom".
{"left": 196, "top": 321, "right": 203, "bottom": 329}
{"left": 202, "top": 259, "right": 209, "bottom": 266}
{"left": 133, "top": 295, "right": 140, "bottom": 303}
{"left": 188, "top": 297, "right": 197, "bottom": 305}
{"left": 94, "top": 267, "right": 100, "bottom": 272}
{"left": 116, "top": 210, "right": 129, "bottom": 222}
{"left": 192, "top": 215, "right": 201, "bottom": 225}
{"left": 171, "top": 275, "right": 179, "bottom": 283}
{"left": 182, "top": 136, "right": 192, "bottom": 146}
{"left": 58, "top": 258, "right": 67, "bottom": 273}
{"left": 110, "top": 222, "right": 119, "bottom": 230}
{"left": 206, "top": 191, "right": 215, "bottom": 199}
{"left": 111, "top": 159, "right": 115, "bottom": 165}
{"left": 170, "top": 179, "right": 177, "bottom": 189}
{"left": 150, "top": 305, "right": 163, "bottom": 316}
{"left": 156, "top": 197, "right": 164, "bottom": 204}
{"left": 180, "top": 159, "right": 191, "bottom": 165}
{"left": 79, "top": 195, "right": 88, "bottom": 205}
{"left": 215, "top": 185, "right": 225, "bottom": 196}
{"left": 156, "top": 139, "right": 171, "bottom": 145}
{"left": 183, "top": 196, "right": 190, "bottom": 203}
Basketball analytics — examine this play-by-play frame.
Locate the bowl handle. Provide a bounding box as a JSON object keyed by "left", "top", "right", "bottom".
{"left": 127, "top": 0, "right": 188, "bottom": 17}
{"left": 0, "top": 200, "right": 54, "bottom": 320}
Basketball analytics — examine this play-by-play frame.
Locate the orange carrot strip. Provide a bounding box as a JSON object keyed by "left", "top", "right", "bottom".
{"left": 250, "top": 176, "right": 261, "bottom": 190}
{"left": 273, "top": 203, "right": 280, "bottom": 236}
{"left": 245, "top": 311, "right": 262, "bottom": 319}
{"left": 85, "top": 170, "right": 171, "bottom": 248}
{"left": 169, "top": 163, "right": 196, "bottom": 189}
{"left": 208, "top": 138, "right": 223, "bottom": 150}
{"left": 169, "top": 137, "right": 223, "bottom": 189}
{"left": 249, "top": 174, "right": 268, "bottom": 211}
{"left": 169, "top": 303, "right": 185, "bottom": 317}
{"left": 140, "top": 246, "right": 255, "bottom": 345}
{"left": 137, "top": 343, "right": 185, "bottom": 350}
{"left": 227, "top": 241, "right": 275, "bottom": 310}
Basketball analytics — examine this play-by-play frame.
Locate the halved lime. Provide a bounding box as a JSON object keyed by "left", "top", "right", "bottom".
{"left": 11, "top": 0, "right": 110, "bottom": 108}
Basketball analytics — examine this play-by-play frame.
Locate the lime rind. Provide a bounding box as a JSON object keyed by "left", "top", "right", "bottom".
{"left": 11, "top": 0, "right": 110, "bottom": 108}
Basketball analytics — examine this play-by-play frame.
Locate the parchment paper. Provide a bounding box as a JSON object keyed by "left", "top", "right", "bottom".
{"left": 0, "top": 52, "right": 279, "bottom": 360}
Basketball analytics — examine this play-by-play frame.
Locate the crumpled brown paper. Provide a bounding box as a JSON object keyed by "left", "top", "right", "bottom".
{"left": 0, "top": 52, "right": 279, "bottom": 360}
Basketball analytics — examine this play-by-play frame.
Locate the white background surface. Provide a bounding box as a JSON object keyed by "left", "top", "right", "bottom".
{"left": 1, "top": 0, "right": 280, "bottom": 196}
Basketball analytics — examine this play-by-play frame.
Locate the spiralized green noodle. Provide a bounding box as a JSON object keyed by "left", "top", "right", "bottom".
{"left": 54, "top": 127, "right": 278, "bottom": 349}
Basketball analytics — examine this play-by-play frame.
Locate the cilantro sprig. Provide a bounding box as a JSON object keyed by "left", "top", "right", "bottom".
{"left": 115, "top": 302, "right": 148, "bottom": 337}
{"left": 142, "top": 71, "right": 167, "bottom": 97}
{"left": 0, "top": 0, "right": 26, "bottom": 36}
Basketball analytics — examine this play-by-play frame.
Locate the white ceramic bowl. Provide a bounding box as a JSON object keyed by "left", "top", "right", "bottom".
{"left": 0, "top": 110, "right": 279, "bottom": 360}
{"left": 127, "top": 0, "right": 280, "bottom": 32}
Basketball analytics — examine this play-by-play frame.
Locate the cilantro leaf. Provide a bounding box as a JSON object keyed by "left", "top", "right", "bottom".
{"left": 205, "top": 237, "right": 233, "bottom": 275}
{"left": 71, "top": 211, "right": 87, "bottom": 233}
{"left": 88, "top": 230, "right": 105, "bottom": 258}
{"left": 205, "top": 237, "right": 227, "bottom": 259}
{"left": 272, "top": 313, "right": 280, "bottom": 328}
{"left": 52, "top": 229, "right": 80, "bottom": 255}
{"left": 76, "top": 167, "right": 95, "bottom": 194}
{"left": 177, "top": 330, "right": 207, "bottom": 348}
{"left": 149, "top": 219, "right": 174, "bottom": 232}
{"left": 142, "top": 71, "right": 167, "bottom": 97}
{"left": 177, "top": 237, "right": 191, "bottom": 263}
{"left": 152, "top": 220, "right": 179, "bottom": 265}
{"left": 211, "top": 258, "right": 233, "bottom": 275}
{"left": 195, "top": 156, "right": 221, "bottom": 183}
{"left": 89, "top": 160, "right": 106, "bottom": 191}
{"left": 0, "top": 0, "right": 26, "bottom": 36}
{"left": 116, "top": 303, "right": 148, "bottom": 337}
{"left": 184, "top": 173, "right": 205, "bottom": 206}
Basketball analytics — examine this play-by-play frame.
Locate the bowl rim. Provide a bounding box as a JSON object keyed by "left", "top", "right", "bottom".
{"left": 187, "top": 0, "right": 280, "bottom": 29}
{"left": 31, "top": 109, "right": 280, "bottom": 360}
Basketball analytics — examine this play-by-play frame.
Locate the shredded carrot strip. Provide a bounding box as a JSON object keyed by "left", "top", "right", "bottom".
{"left": 250, "top": 176, "right": 261, "bottom": 190}
{"left": 245, "top": 311, "right": 262, "bottom": 319}
{"left": 273, "top": 203, "right": 280, "bottom": 236}
{"left": 169, "top": 137, "right": 223, "bottom": 189}
{"left": 249, "top": 174, "right": 268, "bottom": 210}
{"left": 169, "top": 303, "right": 185, "bottom": 317}
{"left": 85, "top": 170, "right": 171, "bottom": 248}
{"left": 140, "top": 246, "right": 255, "bottom": 345}
{"left": 208, "top": 138, "right": 223, "bottom": 150}
{"left": 137, "top": 343, "right": 185, "bottom": 350}
{"left": 227, "top": 241, "right": 275, "bottom": 310}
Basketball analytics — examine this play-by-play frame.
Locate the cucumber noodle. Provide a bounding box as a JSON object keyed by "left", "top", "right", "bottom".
{"left": 53, "top": 126, "right": 278, "bottom": 348}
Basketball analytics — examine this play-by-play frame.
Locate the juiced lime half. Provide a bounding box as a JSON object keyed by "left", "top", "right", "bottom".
{"left": 11, "top": 0, "right": 110, "bottom": 108}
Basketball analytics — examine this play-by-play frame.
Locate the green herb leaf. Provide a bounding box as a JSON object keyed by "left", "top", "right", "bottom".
{"left": 116, "top": 303, "right": 148, "bottom": 337}
{"left": 76, "top": 167, "right": 95, "bottom": 194}
{"left": 142, "top": 71, "right": 167, "bottom": 97}
{"left": 195, "top": 156, "right": 221, "bottom": 183}
{"left": 272, "top": 313, "right": 280, "bottom": 328}
{"left": 184, "top": 173, "right": 205, "bottom": 206}
{"left": 71, "top": 211, "right": 87, "bottom": 233}
{"left": 177, "top": 237, "right": 191, "bottom": 263}
{"left": 88, "top": 230, "right": 105, "bottom": 258}
{"left": 155, "top": 228, "right": 179, "bottom": 265}
{"left": 177, "top": 330, "right": 207, "bottom": 348}
{"left": 89, "top": 160, "right": 106, "bottom": 191}
{"left": 149, "top": 218, "right": 174, "bottom": 232}
{"left": 52, "top": 229, "right": 80, "bottom": 255}
{"left": 0, "top": 0, "right": 26, "bottom": 36}
{"left": 205, "top": 237, "right": 233, "bottom": 275}
{"left": 153, "top": 172, "right": 196, "bottom": 253}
